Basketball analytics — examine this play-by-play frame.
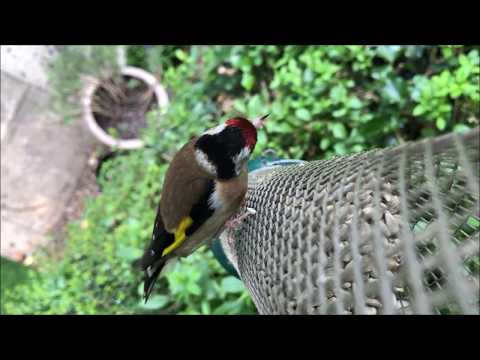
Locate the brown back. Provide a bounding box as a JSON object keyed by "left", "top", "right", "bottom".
{"left": 159, "top": 139, "right": 214, "bottom": 231}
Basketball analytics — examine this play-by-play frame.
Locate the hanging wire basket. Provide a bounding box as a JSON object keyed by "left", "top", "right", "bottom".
{"left": 218, "top": 128, "right": 480, "bottom": 315}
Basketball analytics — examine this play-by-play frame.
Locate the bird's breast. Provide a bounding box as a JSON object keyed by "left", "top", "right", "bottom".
{"left": 174, "top": 164, "right": 248, "bottom": 257}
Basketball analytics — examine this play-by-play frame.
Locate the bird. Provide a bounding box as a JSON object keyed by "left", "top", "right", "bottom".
{"left": 140, "top": 114, "right": 269, "bottom": 302}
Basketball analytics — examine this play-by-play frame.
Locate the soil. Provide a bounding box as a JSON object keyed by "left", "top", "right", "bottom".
{"left": 48, "top": 150, "right": 101, "bottom": 258}
{"left": 93, "top": 75, "right": 157, "bottom": 140}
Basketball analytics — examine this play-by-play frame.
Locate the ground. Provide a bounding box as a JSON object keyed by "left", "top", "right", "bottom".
{"left": 1, "top": 46, "right": 99, "bottom": 263}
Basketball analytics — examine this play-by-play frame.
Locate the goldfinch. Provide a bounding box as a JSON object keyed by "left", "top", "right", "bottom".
{"left": 141, "top": 114, "right": 269, "bottom": 302}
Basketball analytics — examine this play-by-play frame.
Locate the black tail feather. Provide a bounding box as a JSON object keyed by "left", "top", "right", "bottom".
{"left": 143, "top": 258, "right": 168, "bottom": 303}
{"left": 141, "top": 211, "right": 175, "bottom": 302}
{"left": 143, "top": 268, "right": 160, "bottom": 303}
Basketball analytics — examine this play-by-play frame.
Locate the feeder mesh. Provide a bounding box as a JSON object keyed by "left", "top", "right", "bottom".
{"left": 226, "top": 128, "right": 480, "bottom": 315}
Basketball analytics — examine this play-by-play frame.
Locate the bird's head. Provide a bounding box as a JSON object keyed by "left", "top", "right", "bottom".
{"left": 194, "top": 114, "right": 269, "bottom": 180}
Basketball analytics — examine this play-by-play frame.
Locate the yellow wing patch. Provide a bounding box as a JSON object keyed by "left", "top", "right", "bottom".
{"left": 162, "top": 216, "right": 193, "bottom": 256}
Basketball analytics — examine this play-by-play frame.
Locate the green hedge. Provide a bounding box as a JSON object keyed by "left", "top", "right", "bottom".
{"left": 2, "top": 45, "right": 478, "bottom": 314}
{"left": 140, "top": 45, "right": 479, "bottom": 159}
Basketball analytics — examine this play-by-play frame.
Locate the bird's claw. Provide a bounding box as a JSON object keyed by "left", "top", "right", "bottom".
{"left": 224, "top": 207, "right": 257, "bottom": 234}
{"left": 225, "top": 207, "right": 256, "bottom": 228}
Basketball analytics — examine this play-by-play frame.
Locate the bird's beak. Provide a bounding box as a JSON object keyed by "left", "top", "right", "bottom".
{"left": 253, "top": 113, "right": 270, "bottom": 129}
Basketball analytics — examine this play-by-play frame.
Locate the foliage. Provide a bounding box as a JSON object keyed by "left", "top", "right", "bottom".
{"left": 126, "top": 45, "right": 148, "bottom": 70}
{"left": 47, "top": 45, "right": 120, "bottom": 123}
{"left": 128, "top": 45, "right": 188, "bottom": 78}
{"left": 142, "top": 45, "right": 479, "bottom": 159}
{"left": 3, "top": 45, "right": 478, "bottom": 315}
{"left": 0, "top": 257, "right": 32, "bottom": 314}
{"left": 2, "top": 146, "right": 255, "bottom": 314}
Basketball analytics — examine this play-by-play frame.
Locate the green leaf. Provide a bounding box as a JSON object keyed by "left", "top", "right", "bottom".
{"left": 441, "top": 46, "right": 454, "bottom": 59}
{"left": 212, "top": 301, "right": 241, "bottom": 315}
{"left": 270, "top": 122, "right": 293, "bottom": 134}
{"left": 333, "top": 143, "right": 348, "bottom": 155}
{"left": 412, "top": 105, "right": 425, "bottom": 116}
{"left": 201, "top": 301, "right": 211, "bottom": 315}
{"left": 404, "top": 46, "right": 425, "bottom": 59}
{"left": 436, "top": 117, "right": 447, "bottom": 130}
{"left": 295, "top": 108, "right": 311, "bottom": 121}
{"left": 320, "top": 138, "right": 331, "bottom": 150}
{"left": 174, "top": 49, "right": 188, "bottom": 62}
{"left": 233, "top": 99, "right": 247, "bottom": 113}
{"left": 272, "top": 101, "right": 285, "bottom": 117}
{"left": 347, "top": 97, "right": 363, "bottom": 109}
{"left": 247, "top": 95, "right": 264, "bottom": 115}
{"left": 352, "top": 144, "right": 365, "bottom": 153}
{"left": 330, "top": 85, "right": 347, "bottom": 103}
{"left": 256, "top": 131, "right": 267, "bottom": 149}
{"left": 329, "top": 123, "right": 347, "bottom": 139}
{"left": 221, "top": 276, "right": 245, "bottom": 294}
{"left": 187, "top": 283, "right": 202, "bottom": 295}
{"left": 382, "top": 79, "right": 401, "bottom": 103}
{"left": 303, "top": 68, "right": 314, "bottom": 83}
{"left": 376, "top": 46, "right": 402, "bottom": 63}
{"left": 458, "top": 54, "right": 470, "bottom": 68}
{"left": 468, "top": 49, "right": 479, "bottom": 65}
{"left": 241, "top": 73, "right": 255, "bottom": 91}
{"left": 138, "top": 295, "right": 169, "bottom": 310}
{"left": 332, "top": 108, "right": 347, "bottom": 118}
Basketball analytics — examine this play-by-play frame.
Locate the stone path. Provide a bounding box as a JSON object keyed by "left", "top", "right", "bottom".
{"left": 1, "top": 46, "right": 98, "bottom": 261}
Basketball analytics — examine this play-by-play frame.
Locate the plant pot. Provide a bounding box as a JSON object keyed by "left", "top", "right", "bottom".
{"left": 82, "top": 66, "right": 169, "bottom": 150}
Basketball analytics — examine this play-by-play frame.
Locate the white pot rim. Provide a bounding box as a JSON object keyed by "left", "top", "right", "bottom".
{"left": 82, "top": 66, "right": 169, "bottom": 150}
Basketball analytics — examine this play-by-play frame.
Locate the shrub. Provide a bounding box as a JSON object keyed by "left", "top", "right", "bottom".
{"left": 147, "top": 45, "right": 479, "bottom": 159}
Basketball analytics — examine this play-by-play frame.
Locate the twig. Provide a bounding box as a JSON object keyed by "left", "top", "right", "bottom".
{"left": 91, "top": 102, "right": 117, "bottom": 119}
{"left": 93, "top": 89, "right": 117, "bottom": 108}
{"left": 110, "top": 76, "right": 129, "bottom": 101}
{"left": 139, "top": 85, "right": 156, "bottom": 114}
{"left": 100, "top": 81, "right": 123, "bottom": 104}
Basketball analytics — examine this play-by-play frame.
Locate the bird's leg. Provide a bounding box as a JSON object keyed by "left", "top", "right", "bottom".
{"left": 224, "top": 208, "right": 256, "bottom": 230}
{"left": 225, "top": 207, "right": 257, "bottom": 230}
{"left": 224, "top": 207, "right": 256, "bottom": 244}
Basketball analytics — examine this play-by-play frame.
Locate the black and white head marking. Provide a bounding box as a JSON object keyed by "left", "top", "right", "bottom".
{"left": 194, "top": 125, "right": 250, "bottom": 180}
{"left": 194, "top": 149, "right": 217, "bottom": 177}
{"left": 232, "top": 147, "right": 250, "bottom": 175}
{"left": 204, "top": 124, "right": 226, "bottom": 136}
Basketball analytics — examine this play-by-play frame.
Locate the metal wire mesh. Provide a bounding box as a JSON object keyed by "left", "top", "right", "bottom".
{"left": 221, "top": 128, "right": 480, "bottom": 315}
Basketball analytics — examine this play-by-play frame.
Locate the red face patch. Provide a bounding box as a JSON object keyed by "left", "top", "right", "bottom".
{"left": 225, "top": 117, "right": 257, "bottom": 151}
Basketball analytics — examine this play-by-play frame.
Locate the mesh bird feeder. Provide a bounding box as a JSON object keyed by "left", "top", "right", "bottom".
{"left": 218, "top": 128, "right": 480, "bottom": 315}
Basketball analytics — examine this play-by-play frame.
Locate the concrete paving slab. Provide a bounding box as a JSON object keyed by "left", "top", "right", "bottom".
{"left": 1, "top": 65, "right": 97, "bottom": 261}
{"left": 1, "top": 217, "right": 47, "bottom": 261}
{"left": 1, "top": 72, "right": 29, "bottom": 141}
{"left": 0, "top": 45, "right": 57, "bottom": 90}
